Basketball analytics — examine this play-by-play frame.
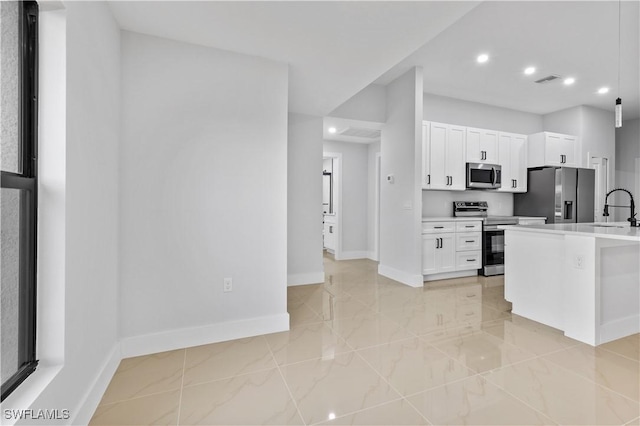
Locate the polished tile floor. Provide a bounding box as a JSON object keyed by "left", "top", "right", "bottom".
{"left": 90, "top": 255, "right": 640, "bottom": 425}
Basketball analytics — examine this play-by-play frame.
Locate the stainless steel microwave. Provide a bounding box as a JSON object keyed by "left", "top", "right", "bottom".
{"left": 466, "top": 162, "right": 501, "bottom": 189}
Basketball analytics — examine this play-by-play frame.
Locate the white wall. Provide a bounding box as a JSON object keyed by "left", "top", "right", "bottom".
{"left": 119, "top": 32, "right": 289, "bottom": 354}
{"left": 323, "top": 140, "right": 369, "bottom": 259}
{"left": 379, "top": 68, "right": 423, "bottom": 287}
{"left": 329, "top": 84, "right": 386, "bottom": 123}
{"left": 615, "top": 118, "right": 640, "bottom": 221}
{"left": 288, "top": 113, "right": 324, "bottom": 286}
{"left": 542, "top": 106, "right": 582, "bottom": 137}
{"left": 422, "top": 190, "right": 514, "bottom": 217}
{"left": 7, "top": 3, "right": 121, "bottom": 425}
{"left": 424, "top": 93, "right": 544, "bottom": 135}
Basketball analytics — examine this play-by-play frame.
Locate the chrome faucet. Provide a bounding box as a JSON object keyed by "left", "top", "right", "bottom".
{"left": 603, "top": 188, "right": 639, "bottom": 227}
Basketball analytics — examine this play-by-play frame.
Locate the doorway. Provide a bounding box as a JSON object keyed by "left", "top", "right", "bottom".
{"left": 323, "top": 152, "right": 341, "bottom": 259}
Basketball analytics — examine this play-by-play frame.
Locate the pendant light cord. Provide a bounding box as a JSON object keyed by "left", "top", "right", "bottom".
{"left": 618, "top": 0, "right": 621, "bottom": 96}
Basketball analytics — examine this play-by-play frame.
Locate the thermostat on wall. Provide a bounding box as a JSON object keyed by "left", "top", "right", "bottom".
{"left": 387, "top": 174, "right": 394, "bottom": 184}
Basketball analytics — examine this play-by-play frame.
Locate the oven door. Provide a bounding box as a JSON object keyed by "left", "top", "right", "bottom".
{"left": 482, "top": 225, "right": 505, "bottom": 276}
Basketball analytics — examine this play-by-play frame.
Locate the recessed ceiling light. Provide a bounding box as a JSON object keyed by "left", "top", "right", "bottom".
{"left": 598, "top": 87, "right": 610, "bottom": 94}
{"left": 477, "top": 54, "right": 489, "bottom": 64}
{"left": 328, "top": 127, "right": 337, "bottom": 134}
{"left": 564, "top": 77, "right": 576, "bottom": 85}
{"left": 524, "top": 67, "right": 536, "bottom": 75}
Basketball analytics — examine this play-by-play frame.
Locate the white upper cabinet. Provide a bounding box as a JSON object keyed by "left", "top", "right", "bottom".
{"left": 466, "top": 127, "right": 499, "bottom": 164}
{"left": 423, "top": 122, "right": 466, "bottom": 191}
{"left": 498, "top": 132, "right": 527, "bottom": 193}
{"left": 528, "top": 131, "right": 579, "bottom": 168}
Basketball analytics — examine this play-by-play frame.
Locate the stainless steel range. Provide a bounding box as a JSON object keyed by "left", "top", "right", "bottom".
{"left": 453, "top": 201, "right": 518, "bottom": 276}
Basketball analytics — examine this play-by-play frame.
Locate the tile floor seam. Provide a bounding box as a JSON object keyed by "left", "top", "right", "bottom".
{"left": 475, "top": 368, "right": 562, "bottom": 425}
{"left": 94, "top": 387, "right": 183, "bottom": 409}
{"left": 626, "top": 416, "right": 640, "bottom": 425}
{"left": 264, "top": 335, "right": 307, "bottom": 426}
{"left": 180, "top": 365, "right": 280, "bottom": 391}
{"left": 598, "top": 344, "right": 640, "bottom": 364}
{"left": 175, "top": 349, "right": 187, "bottom": 426}
{"left": 538, "top": 350, "right": 640, "bottom": 406}
{"left": 306, "top": 396, "right": 408, "bottom": 426}
{"left": 481, "top": 356, "right": 640, "bottom": 425}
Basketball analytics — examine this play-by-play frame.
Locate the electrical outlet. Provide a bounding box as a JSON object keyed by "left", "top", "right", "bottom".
{"left": 574, "top": 255, "right": 585, "bottom": 270}
{"left": 223, "top": 277, "right": 233, "bottom": 292}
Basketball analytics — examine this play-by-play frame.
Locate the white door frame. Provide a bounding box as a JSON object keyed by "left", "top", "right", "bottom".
{"left": 374, "top": 152, "right": 381, "bottom": 261}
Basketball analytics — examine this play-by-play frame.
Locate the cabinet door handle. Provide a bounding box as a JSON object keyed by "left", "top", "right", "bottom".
{"left": 435, "top": 238, "right": 440, "bottom": 249}
{"left": 514, "top": 179, "right": 517, "bottom": 188}
{"left": 439, "top": 238, "right": 443, "bottom": 248}
{"left": 427, "top": 174, "right": 430, "bottom": 185}
{"left": 329, "top": 226, "right": 333, "bottom": 233}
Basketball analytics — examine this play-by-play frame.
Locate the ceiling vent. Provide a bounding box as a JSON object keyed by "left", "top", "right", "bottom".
{"left": 339, "top": 127, "right": 381, "bottom": 139}
{"left": 534, "top": 74, "right": 561, "bottom": 84}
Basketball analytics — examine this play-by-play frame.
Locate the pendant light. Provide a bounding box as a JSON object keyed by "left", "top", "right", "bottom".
{"left": 615, "top": 0, "right": 623, "bottom": 128}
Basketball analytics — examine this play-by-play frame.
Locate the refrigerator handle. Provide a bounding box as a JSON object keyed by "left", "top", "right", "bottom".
{"left": 564, "top": 201, "right": 574, "bottom": 220}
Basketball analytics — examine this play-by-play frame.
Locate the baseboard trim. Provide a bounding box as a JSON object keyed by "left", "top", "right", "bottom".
{"left": 338, "top": 250, "right": 369, "bottom": 260}
{"left": 288, "top": 271, "right": 325, "bottom": 286}
{"left": 423, "top": 270, "right": 478, "bottom": 282}
{"left": 378, "top": 264, "right": 423, "bottom": 287}
{"left": 72, "top": 344, "right": 122, "bottom": 426}
{"left": 366, "top": 251, "right": 378, "bottom": 261}
{"left": 598, "top": 315, "right": 640, "bottom": 345}
{"left": 120, "top": 313, "right": 290, "bottom": 358}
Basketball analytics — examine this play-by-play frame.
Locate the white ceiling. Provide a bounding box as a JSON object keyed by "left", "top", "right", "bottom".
{"left": 377, "top": 1, "right": 640, "bottom": 120}
{"left": 108, "top": 1, "right": 639, "bottom": 120}
{"left": 108, "top": 1, "right": 480, "bottom": 117}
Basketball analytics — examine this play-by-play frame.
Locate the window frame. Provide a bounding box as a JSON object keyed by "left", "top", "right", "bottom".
{"left": 1, "top": 0, "right": 39, "bottom": 402}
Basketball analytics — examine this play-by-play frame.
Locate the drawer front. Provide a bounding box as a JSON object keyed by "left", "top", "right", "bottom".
{"left": 455, "top": 232, "right": 481, "bottom": 251}
{"left": 422, "top": 221, "right": 455, "bottom": 234}
{"left": 456, "top": 250, "right": 482, "bottom": 271}
{"left": 455, "top": 221, "right": 482, "bottom": 232}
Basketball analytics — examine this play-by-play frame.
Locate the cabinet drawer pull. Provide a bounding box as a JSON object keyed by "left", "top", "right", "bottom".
{"left": 465, "top": 225, "right": 475, "bottom": 228}
{"left": 466, "top": 259, "right": 476, "bottom": 262}
{"left": 465, "top": 240, "right": 475, "bottom": 243}
{"left": 434, "top": 226, "right": 444, "bottom": 229}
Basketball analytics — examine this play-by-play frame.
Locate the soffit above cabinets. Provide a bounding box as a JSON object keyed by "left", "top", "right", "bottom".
{"left": 323, "top": 117, "right": 384, "bottom": 144}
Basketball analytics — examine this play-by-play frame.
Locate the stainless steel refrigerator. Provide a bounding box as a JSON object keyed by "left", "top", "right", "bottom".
{"left": 514, "top": 167, "right": 595, "bottom": 223}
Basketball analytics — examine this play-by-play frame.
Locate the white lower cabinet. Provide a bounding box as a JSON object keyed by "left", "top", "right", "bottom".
{"left": 422, "top": 234, "right": 455, "bottom": 275}
{"left": 423, "top": 220, "right": 482, "bottom": 277}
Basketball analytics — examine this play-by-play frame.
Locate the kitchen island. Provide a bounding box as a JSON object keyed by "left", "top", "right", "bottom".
{"left": 503, "top": 222, "right": 640, "bottom": 346}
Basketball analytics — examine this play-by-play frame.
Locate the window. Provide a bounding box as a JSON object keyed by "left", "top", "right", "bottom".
{"left": 1, "top": 0, "right": 39, "bottom": 402}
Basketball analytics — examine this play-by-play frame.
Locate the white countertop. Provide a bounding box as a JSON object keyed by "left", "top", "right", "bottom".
{"left": 501, "top": 222, "right": 640, "bottom": 242}
{"left": 421, "top": 217, "right": 483, "bottom": 222}
{"left": 422, "top": 216, "right": 546, "bottom": 222}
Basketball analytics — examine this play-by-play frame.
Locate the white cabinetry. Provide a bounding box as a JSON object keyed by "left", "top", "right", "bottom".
{"left": 423, "top": 122, "right": 466, "bottom": 190}
{"left": 422, "top": 220, "right": 481, "bottom": 279}
{"left": 528, "top": 131, "right": 579, "bottom": 168}
{"left": 323, "top": 215, "right": 336, "bottom": 252}
{"left": 498, "top": 132, "right": 527, "bottom": 193}
{"left": 466, "top": 127, "right": 499, "bottom": 164}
